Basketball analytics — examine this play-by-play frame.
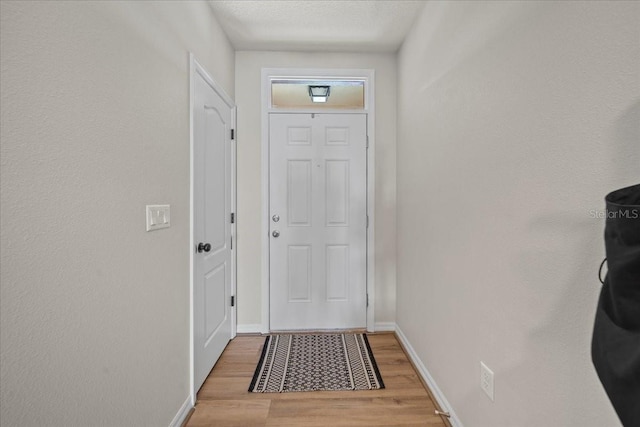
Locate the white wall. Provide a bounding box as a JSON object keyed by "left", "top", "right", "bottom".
{"left": 234, "top": 51, "right": 397, "bottom": 329}
{"left": 397, "top": 1, "right": 639, "bottom": 426}
{"left": 0, "top": 1, "right": 234, "bottom": 425}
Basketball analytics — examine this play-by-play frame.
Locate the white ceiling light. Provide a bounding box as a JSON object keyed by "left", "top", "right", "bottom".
{"left": 308, "top": 85, "right": 331, "bottom": 103}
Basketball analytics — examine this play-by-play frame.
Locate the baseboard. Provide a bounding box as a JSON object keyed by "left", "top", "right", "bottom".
{"left": 236, "top": 324, "right": 263, "bottom": 334}
{"left": 238, "top": 323, "right": 395, "bottom": 334}
{"left": 395, "top": 325, "right": 463, "bottom": 427}
{"left": 373, "top": 322, "right": 396, "bottom": 332}
{"left": 169, "top": 395, "right": 193, "bottom": 427}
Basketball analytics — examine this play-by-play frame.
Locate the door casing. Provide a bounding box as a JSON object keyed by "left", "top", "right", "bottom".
{"left": 189, "top": 53, "right": 236, "bottom": 405}
{"left": 261, "top": 68, "right": 375, "bottom": 333}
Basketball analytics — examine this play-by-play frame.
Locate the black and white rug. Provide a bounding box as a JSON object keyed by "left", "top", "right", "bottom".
{"left": 249, "top": 333, "right": 385, "bottom": 393}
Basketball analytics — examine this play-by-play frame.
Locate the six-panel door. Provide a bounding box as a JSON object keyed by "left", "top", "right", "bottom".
{"left": 269, "top": 113, "right": 367, "bottom": 330}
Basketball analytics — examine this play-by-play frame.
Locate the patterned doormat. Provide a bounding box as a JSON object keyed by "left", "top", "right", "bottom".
{"left": 249, "top": 333, "right": 385, "bottom": 393}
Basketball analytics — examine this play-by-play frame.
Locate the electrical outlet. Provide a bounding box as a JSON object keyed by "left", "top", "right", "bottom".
{"left": 480, "top": 361, "right": 494, "bottom": 401}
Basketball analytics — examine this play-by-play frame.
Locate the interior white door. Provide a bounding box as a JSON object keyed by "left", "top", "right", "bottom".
{"left": 193, "top": 67, "right": 233, "bottom": 391}
{"left": 269, "top": 113, "right": 367, "bottom": 330}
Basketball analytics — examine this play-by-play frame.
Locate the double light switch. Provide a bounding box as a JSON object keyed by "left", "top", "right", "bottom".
{"left": 146, "top": 205, "right": 170, "bottom": 231}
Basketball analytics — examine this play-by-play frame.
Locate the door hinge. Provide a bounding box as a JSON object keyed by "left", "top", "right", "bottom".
{"left": 366, "top": 135, "right": 369, "bottom": 149}
{"left": 366, "top": 215, "right": 369, "bottom": 228}
{"left": 366, "top": 294, "right": 369, "bottom": 307}
{"left": 231, "top": 129, "right": 235, "bottom": 140}
{"left": 231, "top": 296, "right": 235, "bottom": 307}
{"left": 230, "top": 235, "right": 233, "bottom": 250}
{"left": 231, "top": 212, "right": 235, "bottom": 224}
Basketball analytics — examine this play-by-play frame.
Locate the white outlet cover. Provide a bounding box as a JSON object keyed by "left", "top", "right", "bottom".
{"left": 480, "top": 361, "right": 494, "bottom": 401}
{"left": 146, "top": 205, "right": 170, "bottom": 231}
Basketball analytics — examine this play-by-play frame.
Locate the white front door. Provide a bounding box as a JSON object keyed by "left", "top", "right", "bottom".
{"left": 193, "top": 64, "right": 233, "bottom": 391}
{"left": 269, "top": 113, "right": 367, "bottom": 330}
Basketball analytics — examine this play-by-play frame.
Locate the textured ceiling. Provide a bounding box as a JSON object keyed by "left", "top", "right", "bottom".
{"left": 208, "top": 0, "right": 427, "bottom": 52}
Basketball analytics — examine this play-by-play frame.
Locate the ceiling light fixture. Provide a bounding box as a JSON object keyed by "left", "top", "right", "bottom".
{"left": 308, "top": 85, "right": 330, "bottom": 103}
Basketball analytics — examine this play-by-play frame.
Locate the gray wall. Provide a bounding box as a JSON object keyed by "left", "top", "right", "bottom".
{"left": 0, "top": 1, "right": 234, "bottom": 425}
{"left": 396, "top": 1, "right": 639, "bottom": 426}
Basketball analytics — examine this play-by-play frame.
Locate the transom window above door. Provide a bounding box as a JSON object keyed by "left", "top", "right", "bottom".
{"left": 270, "top": 79, "right": 365, "bottom": 110}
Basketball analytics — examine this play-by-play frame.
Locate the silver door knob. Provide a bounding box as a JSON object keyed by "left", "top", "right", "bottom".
{"left": 272, "top": 214, "right": 280, "bottom": 223}
{"left": 272, "top": 230, "right": 280, "bottom": 238}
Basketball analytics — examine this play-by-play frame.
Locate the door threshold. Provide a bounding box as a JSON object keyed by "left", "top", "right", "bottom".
{"left": 267, "top": 328, "right": 367, "bottom": 334}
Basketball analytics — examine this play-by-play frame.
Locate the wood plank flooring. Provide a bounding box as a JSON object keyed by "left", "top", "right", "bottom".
{"left": 186, "top": 333, "right": 448, "bottom": 427}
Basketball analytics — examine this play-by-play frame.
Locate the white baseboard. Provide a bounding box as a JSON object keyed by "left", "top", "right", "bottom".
{"left": 374, "top": 322, "right": 397, "bottom": 332}
{"left": 395, "top": 325, "right": 463, "bottom": 427}
{"left": 237, "top": 323, "right": 394, "bottom": 334}
{"left": 169, "top": 395, "right": 193, "bottom": 427}
{"left": 236, "top": 324, "right": 263, "bottom": 334}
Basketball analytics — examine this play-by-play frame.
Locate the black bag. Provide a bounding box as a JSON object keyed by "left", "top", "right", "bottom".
{"left": 592, "top": 183, "right": 640, "bottom": 427}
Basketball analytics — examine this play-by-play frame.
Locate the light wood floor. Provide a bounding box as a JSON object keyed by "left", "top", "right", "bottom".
{"left": 185, "top": 333, "right": 449, "bottom": 426}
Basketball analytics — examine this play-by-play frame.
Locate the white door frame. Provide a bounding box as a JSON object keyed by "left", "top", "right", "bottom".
{"left": 189, "top": 53, "right": 237, "bottom": 405}
{"left": 261, "top": 68, "right": 375, "bottom": 333}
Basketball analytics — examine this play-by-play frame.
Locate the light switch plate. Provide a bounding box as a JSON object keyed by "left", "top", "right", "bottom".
{"left": 146, "top": 205, "right": 170, "bottom": 231}
{"left": 480, "top": 361, "right": 494, "bottom": 401}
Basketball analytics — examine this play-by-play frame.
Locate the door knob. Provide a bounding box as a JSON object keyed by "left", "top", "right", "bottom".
{"left": 272, "top": 230, "right": 280, "bottom": 238}
{"left": 197, "top": 242, "right": 211, "bottom": 253}
{"left": 272, "top": 214, "right": 280, "bottom": 223}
